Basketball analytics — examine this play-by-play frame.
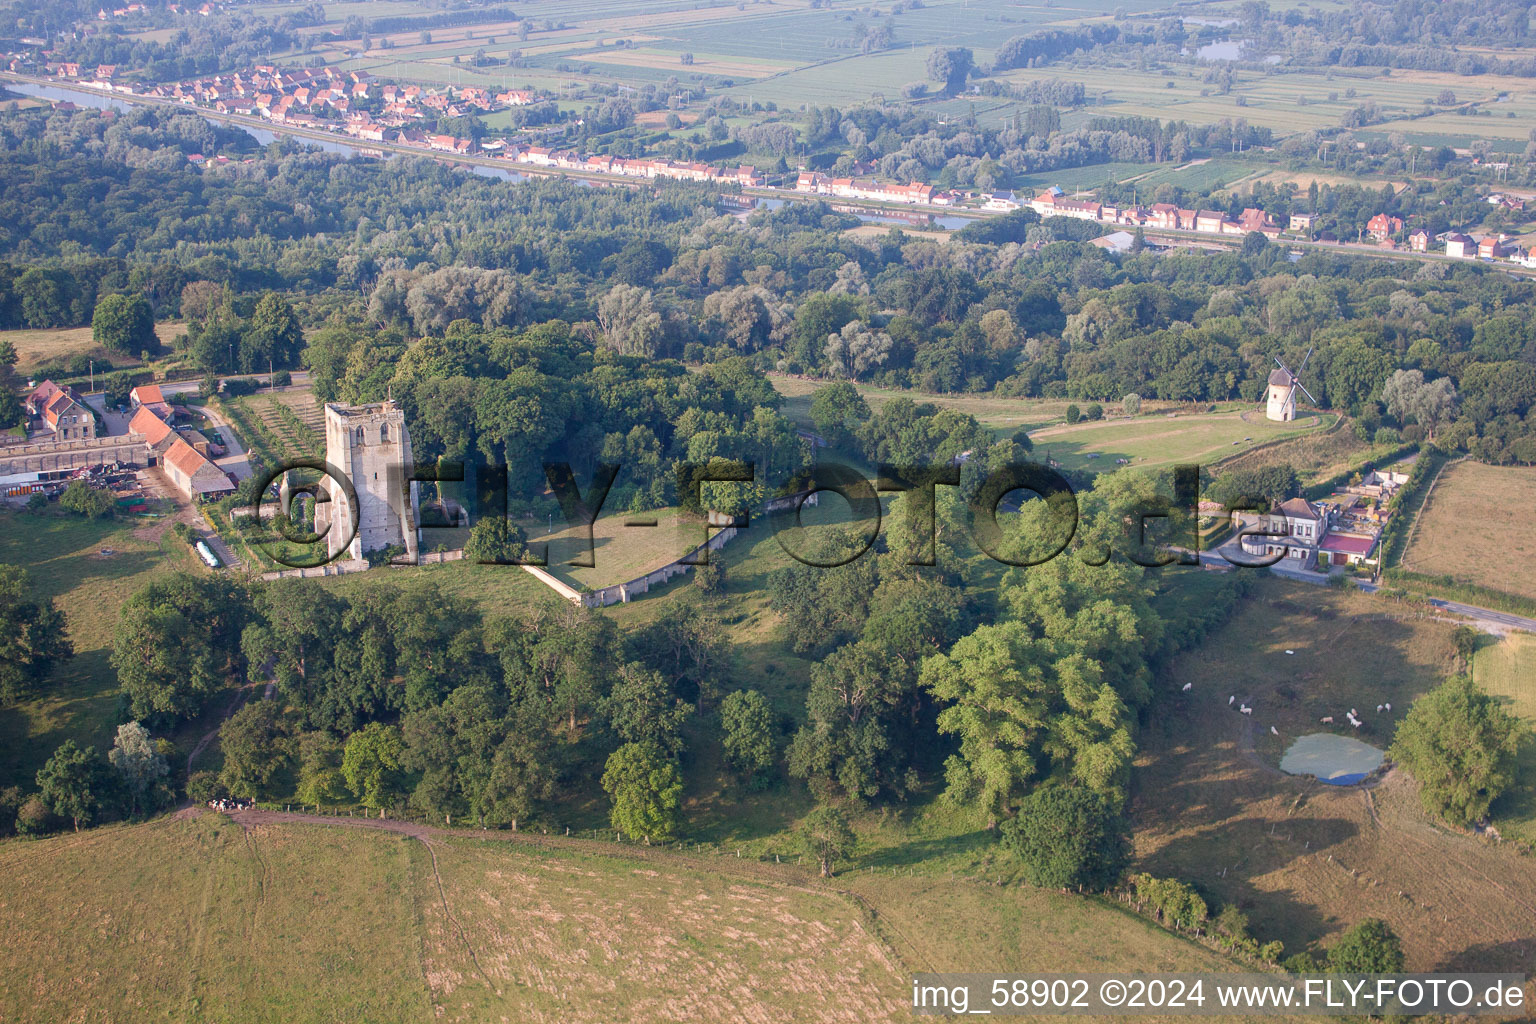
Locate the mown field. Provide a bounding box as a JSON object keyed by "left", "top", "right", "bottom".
{"left": 1136, "top": 579, "right": 1536, "bottom": 973}
{"left": 0, "top": 812, "right": 1285, "bottom": 1024}
{"left": 1472, "top": 631, "right": 1536, "bottom": 845}
{"left": 1403, "top": 461, "right": 1536, "bottom": 602}
{"left": 0, "top": 510, "right": 200, "bottom": 788}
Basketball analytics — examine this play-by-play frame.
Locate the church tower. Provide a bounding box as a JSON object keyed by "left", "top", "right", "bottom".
{"left": 322, "top": 400, "right": 419, "bottom": 563}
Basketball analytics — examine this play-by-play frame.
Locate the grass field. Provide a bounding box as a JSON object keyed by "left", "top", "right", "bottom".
{"left": 1403, "top": 461, "right": 1536, "bottom": 602}
{"left": 1, "top": 321, "right": 185, "bottom": 373}
{"left": 0, "top": 510, "right": 199, "bottom": 788}
{"left": 1472, "top": 632, "right": 1536, "bottom": 845}
{"left": 1029, "top": 410, "right": 1329, "bottom": 473}
{"left": 1212, "top": 418, "right": 1401, "bottom": 486}
{"left": 0, "top": 810, "right": 1290, "bottom": 1024}
{"left": 535, "top": 505, "right": 701, "bottom": 590}
{"left": 1135, "top": 579, "right": 1536, "bottom": 971}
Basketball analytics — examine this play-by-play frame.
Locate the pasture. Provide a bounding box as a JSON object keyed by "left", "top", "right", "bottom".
{"left": 1403, "top": 461, "right": 1536, "bottom": 602}
{"left": 1136, "top": 579, "right": 1536, "bottom": 971}
{"left": 0, "top": 510, "right": 198, "bottom": 788}
{"left": 1472, "top": 631, "right": 1536, "bottom": 845}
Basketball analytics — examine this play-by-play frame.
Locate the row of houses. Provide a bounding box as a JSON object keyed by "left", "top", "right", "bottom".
{"left": 794, "top": 172, "right": 944, "bottom": 205}
{"left": 1021, "top": 185, "right": 1288, "bottom": 237}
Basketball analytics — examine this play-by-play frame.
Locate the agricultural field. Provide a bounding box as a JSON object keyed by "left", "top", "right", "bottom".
{"left": 1402, "top": 461, "right": 1536, "bottom": 602}
{"left": 0, "top": 810, "right": 1289, "bottom": 1024}
{"left": 0, "top": 510, "right": 199, "bottom": 788}
{"left": 221, "top": 389, "right": 324, "bottom": 461}
{"left": 1472, "top": 632, "right": 1536, "bottom": 845}
{"left": 0, "top": 321, "right": 185, "bottom": 374}
{"left": 1136, "top": 580, "right": 1536, "bottom": 971}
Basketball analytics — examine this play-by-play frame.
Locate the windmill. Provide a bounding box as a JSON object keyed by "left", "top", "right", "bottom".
{"left": 1266, "top": 347, "right": 1316, "bottom": 422}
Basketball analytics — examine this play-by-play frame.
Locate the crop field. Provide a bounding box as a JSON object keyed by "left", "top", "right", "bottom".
{"left": 223, "top": 390, "right": 323, "bottom": 461}
{"left": 1028, "top": 410, "right": 1328, "bottom": 473}
{"left": 0, "top": 321, "right": 185, "bottom": 373}
{"left": 0, "top": 511, "right": 198, "bottom": 788}
{"left": 1472, "top": 632, "right": 1536, "bottom": 845}
{"left": 1136, "top": 580, "right": 1536, "bottom": 971}
{"left": 1403, "top": 462, "right": 1536, "bottom": 602}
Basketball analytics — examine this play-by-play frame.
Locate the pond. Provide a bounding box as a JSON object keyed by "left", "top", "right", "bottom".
{"left": 1279, "top": 732, "right": 1385, "bottom": 786}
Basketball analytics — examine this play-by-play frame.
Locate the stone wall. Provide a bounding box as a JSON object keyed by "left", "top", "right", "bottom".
{"left": 0, "top": 433, "right": 148, "bottom": 475}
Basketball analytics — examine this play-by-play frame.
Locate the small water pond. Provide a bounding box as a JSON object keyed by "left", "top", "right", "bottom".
{"left": 1279, "top": 733, "right": 1384, "bottom": 786}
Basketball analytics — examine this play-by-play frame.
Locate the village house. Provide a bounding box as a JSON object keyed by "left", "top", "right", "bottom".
{"left": 1288, "top": 212, "right": 1315, "bottom": 233}
{"left": 1479, "top": 235, "right": 1512, "bottom": 260}
{"left": 27, "top": 381, "right": 96, "bottom": 441}
{"left": 1366, "top": 213, "right": 1404, "bottom": 240}
{"left": 1235, "top": 497, "right": 1331, "bottom": 568}
{"left": 1445, "top": 233, "right": 1476, "bottom": 258}
{"left": 128, "top": 384, "right": 173, "bottom": 420}
{"left": 1409, "top": 228, "right": 1430, "bottom": 252}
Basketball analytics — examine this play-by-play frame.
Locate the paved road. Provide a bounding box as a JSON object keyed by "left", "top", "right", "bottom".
{"left": 1198, "top": 542, "right": 1536, "bottom": 634}
{"left": 184, "top": 401, "right": 253, "bottom": 481}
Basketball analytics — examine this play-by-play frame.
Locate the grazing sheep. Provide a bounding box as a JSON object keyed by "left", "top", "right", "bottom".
{"left": 1320, "top": 716, "right": 1334, "bottom": 724}
{"left": 1376, "top": 704, "right": 1384, "bottom": 713}
{"left": 1240, "top": 705, "right": 1252, "bottom": 715}
{"left": 1384, "top": 702, "right": 1392, "bottom": 712}
{"left": 1270, "top": 726, "right": 1280, "bottom": 736}
{"left": 1182, "top": 682, "right": 1193, "bottom": 692}
{"left": 1229, "top": 695, "right": 1235, "bottom": 705}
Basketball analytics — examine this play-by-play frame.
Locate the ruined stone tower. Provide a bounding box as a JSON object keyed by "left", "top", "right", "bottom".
{"left": 322, "top": 400, "right": 419, "bottom": 563}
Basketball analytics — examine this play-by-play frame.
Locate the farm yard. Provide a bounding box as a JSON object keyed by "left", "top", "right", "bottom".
{"left": 1402, "top": 461, "right": 1536, "bottom": 603}
{"left": 1135, "top": 580, "right": 1536, "bottom": 972}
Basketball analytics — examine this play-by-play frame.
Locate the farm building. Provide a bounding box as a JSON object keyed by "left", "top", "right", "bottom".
{"left": 163, "top": 438, "right": 234, "bottom": 501}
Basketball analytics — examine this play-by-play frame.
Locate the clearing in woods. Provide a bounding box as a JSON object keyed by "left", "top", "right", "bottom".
{"left": 1136, "top": 579, "right": 1536, "bottom": 972}
{"left": 0, "top": 812, "right": 1282, "bottom": 1024}
{"left": 1402, "top": 461, "right": 1536, "bottom": 602}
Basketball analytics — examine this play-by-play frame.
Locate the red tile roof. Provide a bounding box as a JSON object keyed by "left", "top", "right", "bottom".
{"left": 165, "top": 438, "right": 207, "bottom": 478}
{"left": 130, "top": 384, "right": 164, "bottom": 405}
{"left": 130, "top": 405, "right": 173, "bottom": 445}
{"left": 1320, "top": 532, "right": 1375, "bottom": 556}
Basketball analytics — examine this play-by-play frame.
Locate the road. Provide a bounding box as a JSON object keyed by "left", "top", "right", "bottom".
{"left": 1198, "top": 541, "right": 1536, "bottom": 635}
